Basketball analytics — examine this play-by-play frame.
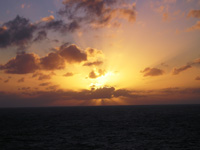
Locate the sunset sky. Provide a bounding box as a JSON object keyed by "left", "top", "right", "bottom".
{"left": 0, "top": 0, "right": 200, "bottom": 107}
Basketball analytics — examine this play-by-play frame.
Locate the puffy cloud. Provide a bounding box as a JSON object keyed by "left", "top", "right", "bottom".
{"left": 0, "top": 16, "right": 37, "bottom": 51}
{"left": 0, "top": 53, "right": 40, "bottom": 74}
{"left": 0, "top": 43, "right": 92, "bottom": 74}
{"left": 40, "top": 52, "right": 65, "bottom": 70}
{"left": 41, "top": 15, "right": 55, "bottom": 22}
{"left": 172, "top": 65, "right": 192, "bottom": 75}
{"left": 141, "top": 67, "right": 164, "bottom": 77}
{"left": 63, "top": 72, "right": 74, "bottom": 77}
{"left": 187, "top": 10, "right": 200, "bottom": 18}
{"left": 83, "top": 60, "right": 103, "bottom": 66}
{"left": 18, "top": 77, "right": 25, "bottom": 83}
{"left": 89, "top": 69, "right": 105, "bottom": 79}
{"left": 59, "top": 44, "right": 87, "bottom": 63}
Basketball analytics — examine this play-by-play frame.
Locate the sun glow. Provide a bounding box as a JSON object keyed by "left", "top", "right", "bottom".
{"left": 90, "top": 71, "right": 116, "bottom": 89}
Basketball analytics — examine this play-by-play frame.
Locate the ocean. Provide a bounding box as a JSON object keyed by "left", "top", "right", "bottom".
{"left": 0, "top": 105, "right": 200, "bottom": 150}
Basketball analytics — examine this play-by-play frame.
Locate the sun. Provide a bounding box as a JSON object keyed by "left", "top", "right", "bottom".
{"left": 89, "top": 71, "right": 115, "bottom": 89}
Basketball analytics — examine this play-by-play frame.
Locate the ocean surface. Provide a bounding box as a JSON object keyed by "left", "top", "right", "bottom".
{"left": 0, "top": 105, "right": 200, "bottom": 150}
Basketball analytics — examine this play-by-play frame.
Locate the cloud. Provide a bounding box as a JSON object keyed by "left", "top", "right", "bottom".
{"left": 0, "top": 53, "right": 40, "bottom": 74}
{"left": 1, "top": 87, "right": 200, "bottom": 107}
{"left": 0, "top": 16, "right": 37, "bottom": 52}
{"left": 41, "top": 15, "right": 55, "bottom": 22}
{"left": 18, "top": 77, "right": 25, "bottom": 83}
{"left": 59, "top": 44, "right": 87, "bottom": 63}
{"left": 32, "top": 72, "right": 55, "bottom": 81}
{"left": 33, "top": 30, "right": 47, "bottom": 42}
{"left": 187, "top": 10, "right": 200, "bottom": 19}
{"left": 40, "top": 52, "right": 65, "bottom": 70}
{"left": 89, "top": 69, "right": 105, "bottom": 79}
{"left": 59, "top": 0, "right": 136, "bottom": 28}
{"left": 0, "top": 43, "right": 92, "bottom": 74}
{"left": 171, "top": 57, "right": 200, "bottom": 76}
{"left": 63, "top": 72, "right": 74, "bottom": 77}
{"left": 86, "top": 48, "right": 103, "bottom": 57}
{"left": 172, "top": 65, "right": 192, "bottom": 75}
{"left": 42, "top": 20, "right": 79, "bottom": 33}
{"left": 141, "top": 67, "right": 164, "bottom": 77}
{"left": 39, "top": 82, "right": 51, "bottom": 86}
{"left": 83, "top": 60, "right": 103, "bottom": 66}
{"left": 195, "top": 76, "right": 200, "bottom": 80}
{"left": 4, "top": 79, "right": 9, "bottom": 83}
{"left": 186, "top": 21, "right": 200, "bottom": 31}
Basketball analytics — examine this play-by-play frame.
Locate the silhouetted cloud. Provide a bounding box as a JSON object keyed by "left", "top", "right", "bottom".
{"left": 18, "top": 77, "right": 25, "bottom": 83}
{"left": 4, "top": 79, "right": 9, "bottom": 83}
{"left": 141, "top": 67, "right": 164, "bottom": 77}
{"left": 0, "top": 43, "right": 91, "bottom": 74}
{"left": 195, "top": 76, "right": 200, "bottom": 80}
{"left": 89, "top": 69, "right": 105, "bottom": 79}
{"left": 172, "top": 65, "right": 192, "bottom": 75}
{"left": 59, "top": 44, "right": 87, "bottom": 63}
{"left": 83, "top": 60, "right": 103, "bottom": 66}
{"left": 39, "top": 82, "right": 51, "bottom": 86}
{"left": 40, "top": 52, "right": 65, "bottom": 70}
{"left": 33, "top": 30, "right": 47, "bottom": 42}
{"left": 0, "top": 53, "right": 40, "bottom": 74}
{"left": 63, "top": 72, "right": 74, "bottom": 77}
{"left": 0, "top": 16, "right": 37, "bottom": 52}
{"left": 1, "top": 87, "right": 200, "bottom": 107}
{"left": 188, "top": 10, "right": 200, "bottom": 18}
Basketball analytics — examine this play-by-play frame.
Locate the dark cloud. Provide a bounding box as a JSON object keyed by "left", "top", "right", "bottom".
{"left": 39, "top": 82, "right": 51, "bottom": 86}
{"left": 38, "top": 74, "right": 52, "bottom": 80}
{"left": 40, "top": 52, "right": 65, "bottom": 70}
{"left": 0, "top": 53, "right": 40, "bottom": 74}
{"left": 1, "top": 87, "right": 200, "bottom": 107}
{"left": 86, "top": 48, "right": 103, "bottom": 57}
{"left": 63, "top": 72, "right": 74, "bottom": 77}
{"left": 0, "top": 43, "right": 90, "bottom": 74}
{"left": 4, "top": 79, "right": 9, "bottom": 83}
{"left": 0, "top": 16, "right": 37, "bottom": 52}
{"left": 141, "top": 67, "right": 164, "bottom": 77}
{"left": 59, "top": 0, "right": 136, "bottom": 28}
{"left": 83, "top": 60, "right": 103, "bottom": 66}
{"left": 18, "top": 77, "right": 25, "bottom": 83}
{"left": 195, "top": 76, "right": 200, "bottom": 81}
{"left": 187, "top": 10, "right": 200, "bottom": 19}
{"left": 32, "top": 72, "right": 55, "bottom": 80}
{"left": 34, "top": 30, "right": 47, "bottom": 42}
{"left": 59, "top": 44, "right": 87, "bottom": 63}
{"left": 172, "top": 65, "right": 192, "bottom": 75}
{"left": 42, "top": 20, "right": 79, "bottom": 33}
{"left": 89, "top": 69, "right": 105, "bottom": 79}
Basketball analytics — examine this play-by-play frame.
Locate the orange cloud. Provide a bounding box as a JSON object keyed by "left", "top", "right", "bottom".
{"left": 187, "top": 10, "right": 200, "bottom": 18}
{"left": 141, "top": 67, "right": 164, "bottom": 77}
{"left": 172, "top": 65, "right": 192, "bottom": 75}
{"left": 41, "top": 15, "right": 55, "bottom": 22}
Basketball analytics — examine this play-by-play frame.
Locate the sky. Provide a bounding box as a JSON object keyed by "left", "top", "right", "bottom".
{"left": 0, "top": 0, "right": 200, "bottom": 107}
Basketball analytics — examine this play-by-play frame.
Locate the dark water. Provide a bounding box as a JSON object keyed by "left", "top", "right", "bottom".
{"left": 0, "top": 105, "right": 200, "bottom": 150}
